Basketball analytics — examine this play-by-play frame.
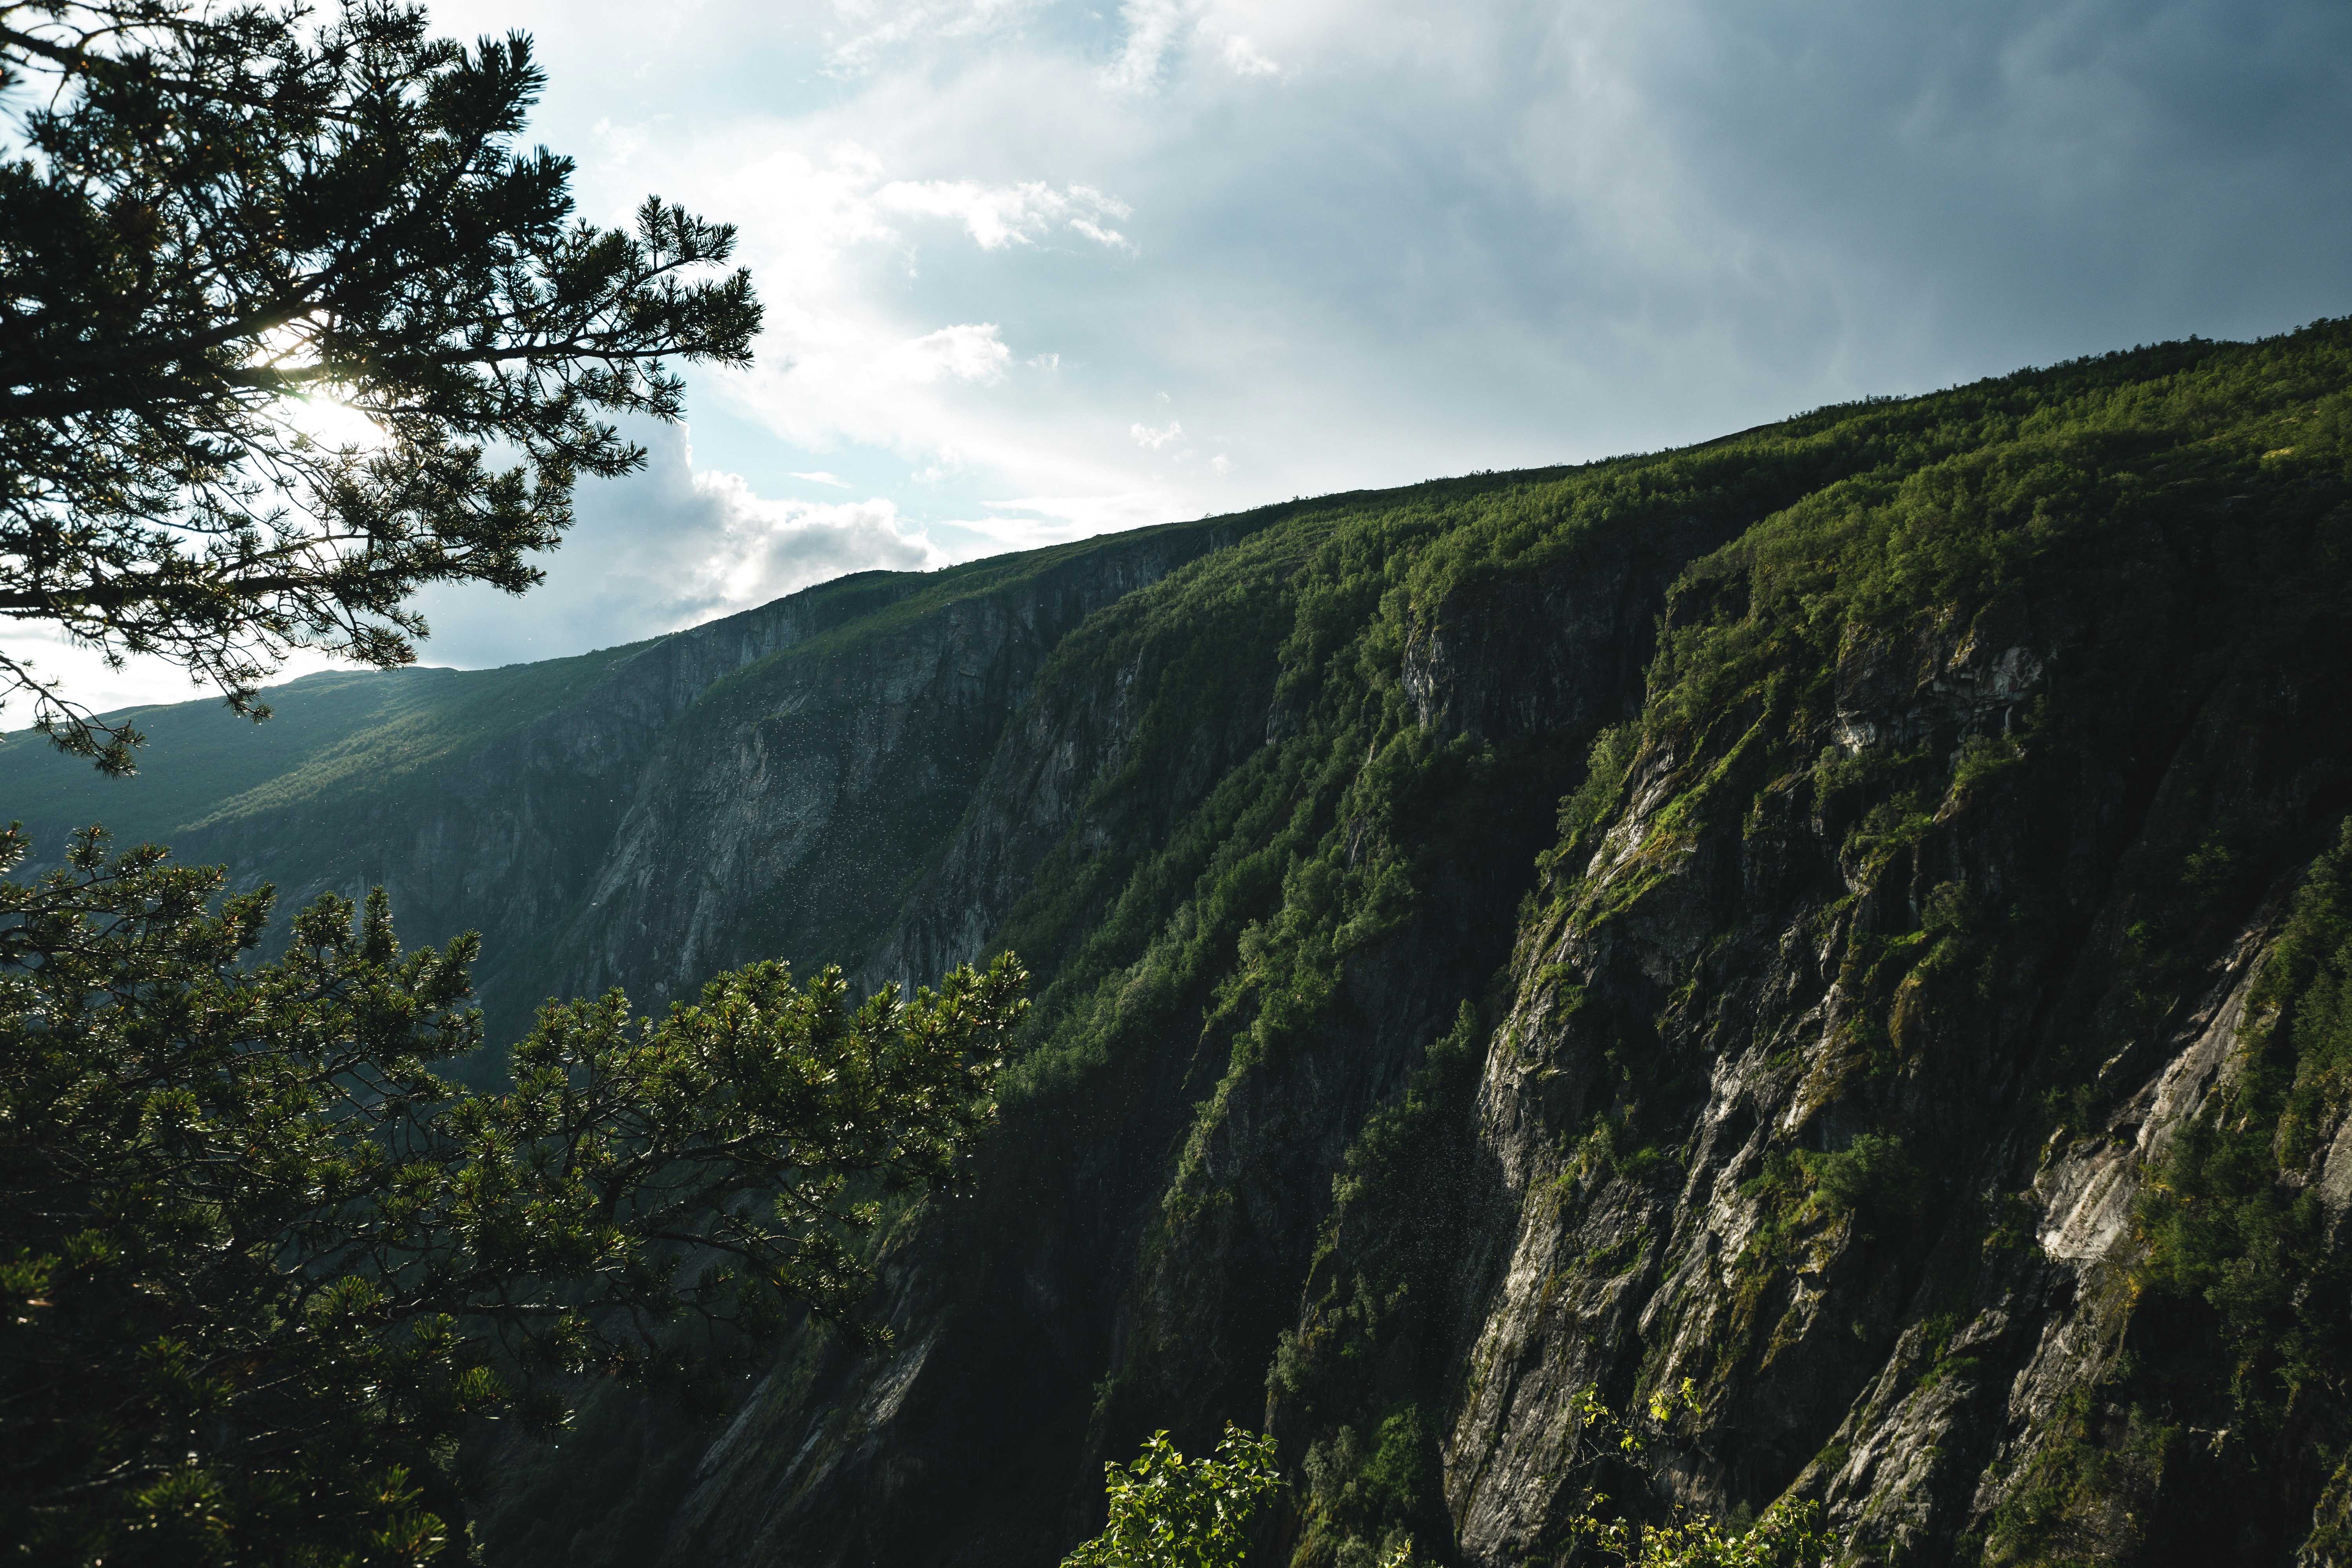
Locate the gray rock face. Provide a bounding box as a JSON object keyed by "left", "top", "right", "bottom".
{"left": 1388, "top": 515, "right": 2352, "bottom": 1566}
{"left": 171, "top": 576, "right": 924, "bottom": 1030}
{"left": 545, "top": 524, "right": 1235, "bottom": 1010}
{"left": 166, "top": 525, "right": 1241, "bottom": 1045}
{"left": 861, "top": 619, "right": 1166, "bottom": 999}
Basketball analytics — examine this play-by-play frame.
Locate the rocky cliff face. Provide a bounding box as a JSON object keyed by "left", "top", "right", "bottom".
{"left": 1421, "top": 499, "right": 2352, "bottom": 1566}
{"left": 608, "top": 328, "right": 2352, "bottom": 1568}
{"left": 543, "top": 520, "right": 1241, "bottom": 1010}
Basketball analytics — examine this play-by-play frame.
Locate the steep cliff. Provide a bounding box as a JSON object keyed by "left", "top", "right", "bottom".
{"left": 632, "top": 325, "right": 2352, "bottom": 1568}
{"left": 10, "top": 323, "right": 2351, "bottom": 1568}
{"left": 1251, "top": 331, "right": 2352, "bottom": 1568}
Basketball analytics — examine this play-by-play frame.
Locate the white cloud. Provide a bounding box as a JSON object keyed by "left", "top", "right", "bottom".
{"left": 1213, "top": 29, "right": 1281, "bottom": 78}
{"left": 789, "top": 470, "right": 853, "bottom": 486}
{"left": 824, "top": 0, "right": 1051, "bottom": 75}
{"left": 878, "top": 323, "right": 1014, "bottom": 384}
{"left": 979, "top": 490, "right": 1180, "bottom": 537}
{"left": 1067, "top": 216, "right": 1136, "bottom": 252}
{"left": 591, "top": 115, "right": 647, "bottom": 170}
{"left": 877, "top": 178, "right": 1133, "bottom": 251}
{"left": 394, "top": 0, "right": 2352, "bottom": 683}
{"left": 1104, "top": 0, "right": 1194, "bottom": 93}
{"left": 682, "top": 472, "right": 940, "bottom": 615}
{"left": 403, "top": 425, "right": 944, "bottom": 670}
{"left": 1130, "top": 419, "right": 1182, "bottom": 448}
{"left": 912, "top": 447, "right": 970, "bottom": 483}
{"left": 1104, "top": 3, "right": 1285, "bottom": 91}
{"left": 0, "top": 424, "right": 947, "bottom": 713}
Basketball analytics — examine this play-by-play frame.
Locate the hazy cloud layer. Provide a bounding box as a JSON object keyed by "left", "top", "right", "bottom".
{"left": 407, "top": 426, "right": 940, "bottom": 669}
{"left": 35, "top": 0, "right": 2352, "bottom": 710}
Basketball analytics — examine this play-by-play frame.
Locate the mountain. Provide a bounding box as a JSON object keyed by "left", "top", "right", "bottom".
{"left": 9, "top": 321, "right": 2352, "bottom": 1568}
{"left": 0, "top": 516, "right": 1255, "bottom": 1057}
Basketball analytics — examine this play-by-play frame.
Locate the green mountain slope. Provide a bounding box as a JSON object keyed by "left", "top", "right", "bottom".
{"left": 10, "top": 321, "right": 2352, "bottom": 1568}
{"left": 0, "top": 544, "right": 1155, "bottom": 857}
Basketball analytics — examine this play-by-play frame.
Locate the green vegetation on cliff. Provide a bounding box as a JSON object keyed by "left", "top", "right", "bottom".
{"left": 878, "top": 319, "right": 2352, "bottom": 1565}
{"left": 0, "top": 824, "right": 1024, "bottom": 1563}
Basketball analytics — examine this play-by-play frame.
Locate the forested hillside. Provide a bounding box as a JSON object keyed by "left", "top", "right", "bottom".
{"left": 15, "top": 321, "right": 2352, "bottom": 1567}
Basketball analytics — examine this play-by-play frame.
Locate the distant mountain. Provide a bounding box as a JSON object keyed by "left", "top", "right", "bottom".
{"left": 13, "top": 321, "right": 2352, "bottom": 1568}
{"left": 0, "top": 523, "right": 1252, "bottom": 1056}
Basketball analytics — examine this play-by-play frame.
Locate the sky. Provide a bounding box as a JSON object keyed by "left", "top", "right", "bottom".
{"left": 18, "top": 0, "right": 2352, "bottom": 708}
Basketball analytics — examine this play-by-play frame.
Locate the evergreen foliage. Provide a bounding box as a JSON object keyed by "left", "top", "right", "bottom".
{"left": 0, "top": 825, "right": 1023, "bottom": 1563}
{"left": 2139, "top": 815, "right": 2352, "bottom": 1415}
{"left": 2067, "top": 815, "right": 2352, "bottom": 1563}
{"left": 0, "top": 0, "right": 760, "bottom": 769}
